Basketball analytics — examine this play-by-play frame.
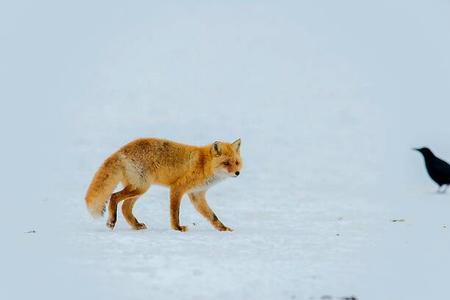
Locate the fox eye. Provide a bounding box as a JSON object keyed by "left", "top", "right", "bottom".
{"left": 236, "top": 161, "right": 240, "bottom": 166}
{"left": 223, "top": 161, "right": 230, "bottom": 166}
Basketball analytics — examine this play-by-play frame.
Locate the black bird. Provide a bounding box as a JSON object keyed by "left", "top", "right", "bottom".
{"left": 414, "top": 147, "right": 450, "bottom": 193}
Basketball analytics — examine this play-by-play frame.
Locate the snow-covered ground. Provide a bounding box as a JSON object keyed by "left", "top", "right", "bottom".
{"left": 2, "top": 1, "right": 450, "bottom": 299}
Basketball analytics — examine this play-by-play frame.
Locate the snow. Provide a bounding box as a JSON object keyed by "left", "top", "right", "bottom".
{"left": 2, "top": 1, "right": 450, "bottom": 299}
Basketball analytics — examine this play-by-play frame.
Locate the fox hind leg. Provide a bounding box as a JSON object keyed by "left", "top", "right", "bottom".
{"left": 122, "top": 196, "right": 147, "bottom": 230}
{"left": 106, "top": 191, "right": 122, "bottom": 229}
{"left": 106, "top": 186, "right": 144, "bottom": 230}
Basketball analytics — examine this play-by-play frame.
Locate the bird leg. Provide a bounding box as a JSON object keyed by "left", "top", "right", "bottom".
{"left": 437, "top": 185, "right": 448, "bottom": 193}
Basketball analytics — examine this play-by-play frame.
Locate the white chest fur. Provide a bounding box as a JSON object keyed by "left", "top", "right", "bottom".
{"left": 189, "top": 172, "right": 229, "bottom": 193}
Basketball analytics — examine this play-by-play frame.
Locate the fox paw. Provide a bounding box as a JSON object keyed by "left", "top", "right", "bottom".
{"left": 173, "top": 225, "right": 188, "bottom": 232}
{"left": 218, "top": 226, "right": 233, "bottom": 232}
{"left": 106, "top": 220, "right": 116, "bottom": 230}
{"left": 134, "top": 223, "right": 148, "bottom": 230}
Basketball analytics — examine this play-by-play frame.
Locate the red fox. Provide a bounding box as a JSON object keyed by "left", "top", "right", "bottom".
{"left": 85, "top": 138, "right": 242, "bottom": 232}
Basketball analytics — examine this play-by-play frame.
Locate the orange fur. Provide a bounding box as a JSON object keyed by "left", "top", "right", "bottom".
{"left": 85, "top": 138, "right": 242, "bottom": 231}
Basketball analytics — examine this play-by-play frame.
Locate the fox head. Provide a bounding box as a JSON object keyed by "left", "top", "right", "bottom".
{"left": 210, "top": 138, "right": 243, "bottom": 177}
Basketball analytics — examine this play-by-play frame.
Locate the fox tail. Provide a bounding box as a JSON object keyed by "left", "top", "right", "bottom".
{"left": 85, "top": 155, "right": 123, "bottom": 218}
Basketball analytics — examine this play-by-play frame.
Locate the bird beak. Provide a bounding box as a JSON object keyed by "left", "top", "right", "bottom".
{"left": 412, "top": 148, "right": 419, "bottom": 151}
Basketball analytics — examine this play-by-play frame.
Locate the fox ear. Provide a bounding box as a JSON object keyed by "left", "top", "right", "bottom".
{"left": 232, "top": 138, "right": 241, "bottom": 152}
{"left": 212, "top": 141, "right": 223, "bottom": 156}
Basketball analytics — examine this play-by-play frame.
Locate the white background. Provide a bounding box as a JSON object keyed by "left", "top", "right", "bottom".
{"left": 1, "top": 1, "right": 450, "bottom": 299}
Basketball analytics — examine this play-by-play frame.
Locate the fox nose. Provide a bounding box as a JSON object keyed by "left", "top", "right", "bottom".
{"left": 235, "top": 171, "right": 240, "bottom": 176}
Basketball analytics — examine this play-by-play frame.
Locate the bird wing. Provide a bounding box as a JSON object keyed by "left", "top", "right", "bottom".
{"left": 430, "top": 157, "right": 450, "bottom": 178}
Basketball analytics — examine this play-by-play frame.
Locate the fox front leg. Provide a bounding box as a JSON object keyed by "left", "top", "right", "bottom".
{"left": 188, "top": 192, "right": 233, "bottom": 232}
{"left": 170, "top": 189, "right": 188, "bottom": 232}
